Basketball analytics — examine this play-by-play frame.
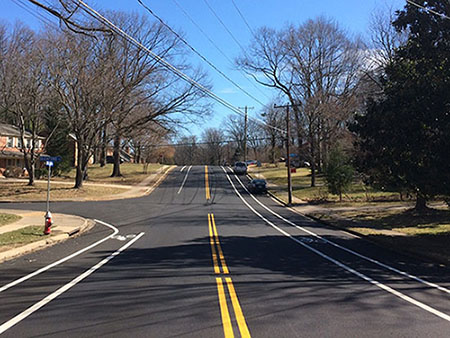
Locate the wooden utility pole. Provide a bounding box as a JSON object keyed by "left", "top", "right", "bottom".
{"left": 274, "top": 103, "right": 300, "bottom": 205}
{"left": 239, "top": 106, "right": 253, "bottom": 162}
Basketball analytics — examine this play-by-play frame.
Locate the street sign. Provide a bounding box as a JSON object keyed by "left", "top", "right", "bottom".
{"left": 45, "top": 161, "right": 54, "bottom": 167}
{"left": 40, "top": 156, "right": 62, "bottom": 162}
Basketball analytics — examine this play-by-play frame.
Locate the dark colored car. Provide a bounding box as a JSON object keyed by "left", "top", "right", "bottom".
{"left": 247, "top": 178, "right": 267, "bottom": 194}
{"left": 234, "top": 161, "right": 248, "bottom": 175}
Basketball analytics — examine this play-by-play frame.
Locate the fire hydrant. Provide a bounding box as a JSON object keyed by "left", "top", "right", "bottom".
{"left": 44, "top": 211, "right": 53, "bottom": 235}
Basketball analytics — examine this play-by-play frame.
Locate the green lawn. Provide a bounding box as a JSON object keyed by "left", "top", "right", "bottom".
{"left": 249, "top": 164, "right": 401, "bottom": 203}
{"left": 0, "top": 213, "right": 21, "bottom": 226}
{"left": 0, "top": 226, "right": 48, "bottom": 246}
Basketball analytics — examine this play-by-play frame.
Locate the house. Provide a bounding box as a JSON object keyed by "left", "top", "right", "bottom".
{"left": 0, "top": 123, "right": 45, "bottom": 175}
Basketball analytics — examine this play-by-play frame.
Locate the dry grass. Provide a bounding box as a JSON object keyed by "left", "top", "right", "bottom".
{"left": 310, "top": 207, "right": 450, "bottom": 264}
{"left": 0, "top": 225, "right": 49, "bottom": 250}
{"left": 0, "top": 181, "right": 127, "bottom": 201}
{"left": 57, "top": 163, "right": 164, "bottom": 185}
{"left": 0, "top": 213, "right": 21, "bottom": 226}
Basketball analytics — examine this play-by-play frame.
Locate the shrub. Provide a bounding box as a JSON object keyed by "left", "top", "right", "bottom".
{"left": 324, "top": 148, "right": 354, "bottom": 202}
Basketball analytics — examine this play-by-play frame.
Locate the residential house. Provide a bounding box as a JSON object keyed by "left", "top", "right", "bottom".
{"left": 0, "top": 123, "right": 45, "bottom": 175}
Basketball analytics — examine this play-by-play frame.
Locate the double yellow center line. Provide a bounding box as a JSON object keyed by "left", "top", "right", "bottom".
{"left": 208, "top": 213, "right": 250, "bottom": 338}
{"left": 205, "top": 165, "right": 211, "bottom": 200}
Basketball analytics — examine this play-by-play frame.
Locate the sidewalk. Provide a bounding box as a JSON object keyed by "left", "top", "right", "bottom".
{"left": 0, "top": 209, "right": 93, "bottom": 263}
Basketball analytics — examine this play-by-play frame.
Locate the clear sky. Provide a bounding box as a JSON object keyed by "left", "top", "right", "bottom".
{"left": 1, "top": 0, "right": 406, "bottom": 139}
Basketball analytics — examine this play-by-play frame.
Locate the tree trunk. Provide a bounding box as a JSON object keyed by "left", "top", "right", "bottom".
{"left": 414, "top": 192, "right": 428, "bottom": 211}
{"left": 111, "top": 134, "right": 122, "bottom": 177}
{"left": 310, "top": 134, "right": 316, "bottom": 187}
{"left": 74, "top": 146, "right": 84, "bottom": 189}
{"left": 99, "top": 127, "right": 107, "bottom": 167}
{"left": 23, "top": 153, "right": 35, "bottom": 186}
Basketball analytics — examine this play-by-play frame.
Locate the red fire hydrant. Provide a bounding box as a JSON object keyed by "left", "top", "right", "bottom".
{"left": 44, "top": 211, "right": 53, "bottom": 235}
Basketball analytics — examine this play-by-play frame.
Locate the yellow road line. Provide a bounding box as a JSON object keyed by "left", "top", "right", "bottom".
{"left": 211, "top": 214, "right": 229, "bottom": 274}
{"left": 208, "top": 214, "right": 221, "bottom": 274}
{"left": 225, "top": 277, "right": 251, "bottom": 338}
{"left": 216, "top": 278, "right": 234, "bottom": 338}
{"left": 205, "top": 165, "right": 210, "bottom": 200}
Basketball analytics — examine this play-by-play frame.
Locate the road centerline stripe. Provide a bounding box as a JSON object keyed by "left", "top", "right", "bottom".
{"left": 216, "top": 277, "right": 234, "bottom": 338}
{"left": 226, "top": 277, "right": 251, "bottom": 338}
{"left": 205, "top": 165, "right": 211, "bottom": 200}
{"left": 209, "top": 214, "right": 221, "bottom": 274}
{"left": 221, "top": 166, "right": 450, "bottom": 323}
{"left": 211, "top": 214, "right": 229, "bottom": 274}
{"left": 0, "top": 232, "right": 145, "bottom": 334}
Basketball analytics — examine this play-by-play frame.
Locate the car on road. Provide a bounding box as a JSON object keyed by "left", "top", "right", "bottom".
{"left": 247, "top": 178, "right": 267, "bottom": 194}
{"left": 233, "top": 161, "right": 248, "bottom": 175}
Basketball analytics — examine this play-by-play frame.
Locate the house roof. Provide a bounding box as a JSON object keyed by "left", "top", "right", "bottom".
{"left": 0, "top": 123, "right": 45, "bottom": 139}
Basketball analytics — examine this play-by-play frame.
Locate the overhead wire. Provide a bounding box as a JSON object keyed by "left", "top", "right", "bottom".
{"left": 135, "top": 0, "right": 267, "bottom": 107}
{"left": 406, "top": 0, "right": 450, "bottom": 20}
{"left": 202, "top": 0, "right": 248, "bottom": 53}
{"left": 230, "top": 0, "right": 256, "bottom": 37}
{"left": 10, "top": 0, "right": 60, "bottom": 30}
{"left": 72, "top": 0, "right": 285, "bottom": 134}
{"left": 171, "top": 0, "right": 271, "bottom": 101}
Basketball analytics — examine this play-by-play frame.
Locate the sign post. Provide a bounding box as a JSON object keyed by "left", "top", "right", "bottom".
{"left": 40, "top": 156, "right": 61, "bottom": 235}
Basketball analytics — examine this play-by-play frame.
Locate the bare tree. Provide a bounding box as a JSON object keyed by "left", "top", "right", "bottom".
{"left": 0, "top": 24, "right": 53, "bottom": 185}
{"left": 201, "top": 128, "right": 225, "bottom": 165}
{"left": 237, "top": 17, "right": 364, "bottom": 186}
{"left": 225, "top": 115, "right": 245, "bottom": 161}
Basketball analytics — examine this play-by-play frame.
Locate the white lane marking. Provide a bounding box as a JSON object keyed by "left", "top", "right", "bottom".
{"left": 180, "top": 165, "right": 187, "bottom": 172}
{"left": 177, "top": 165, "right": 192, "bottom": 194}
{"left": 0, "top": 219, "right": 119, "bottom": 293}
{"left": 221, "top": 166, "right": 450, "bottom": 322}
{"left": 228, "top": 167, "right": 450, "bottom": 295}
{"left": 0, "top": 232, "right": 145, "bottom": 334}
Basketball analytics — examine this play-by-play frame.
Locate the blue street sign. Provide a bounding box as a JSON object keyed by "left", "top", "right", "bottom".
{"left": 40, "top": 156, "right": 62, "bottom": 162}
{"left": 45, "top": 161, "right": 54, "bottom": 167}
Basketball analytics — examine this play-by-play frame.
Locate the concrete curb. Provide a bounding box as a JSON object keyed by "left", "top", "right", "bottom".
{"left": 0, "top": 218, "right": 95, "bottom": 263}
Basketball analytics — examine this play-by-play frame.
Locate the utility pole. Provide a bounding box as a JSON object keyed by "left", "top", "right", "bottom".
{"left": 239, "top": 106, "right": 253, "bottom": 163}
{"left": 274, "top": 103, "right": 300, "bottom": 205}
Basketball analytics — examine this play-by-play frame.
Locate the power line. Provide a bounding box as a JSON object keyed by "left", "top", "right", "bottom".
{"left": 71, "top": 0, "right": 285, "bottom": 134}
{"left": 202, "top": 0, "right": 248, "bottom": 53}
{"left": 171, "top": 0, "right": 271, "bottom": 101}
{"left": 230, "top": 0, "right": 256, "bottom": 37}
{"left": 406, "top": 0, "right": 450, "bottom": 20}
{"left": 10, "top": 0, "right": 59, "bottom": 30}
{"left": 136, "top": 0, "right": 267, "bottom": 107}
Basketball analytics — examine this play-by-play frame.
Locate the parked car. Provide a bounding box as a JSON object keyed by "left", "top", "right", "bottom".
{"left": 245, "top": 160, "right": 257, "bottom": 166}
{"left": 247, "top": 179, "right": 267, "bottom": 194}
{"left": 233, "top": 161, "right": 248, "bottom": 175}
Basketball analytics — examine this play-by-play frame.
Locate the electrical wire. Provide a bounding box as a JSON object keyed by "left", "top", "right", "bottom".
{"left": 72, "top": 0, "right": 285, "bottom": 134}
{"left": 202, "top": 0, "right": 247, "bottom": 54}
{"left": 136, "top": 0, "right": 267, "bottom": 107}
{"left": 406, "top": 0, "right": 450, "bottom": 20}
{"left": 171, "top": 0, "right": 271, "bottom": 101}
{"left": 230, "top": 0, "right": 256, "bottom": 37}
{"left": 10, "top": 0, "right": 60, "bottom": 30}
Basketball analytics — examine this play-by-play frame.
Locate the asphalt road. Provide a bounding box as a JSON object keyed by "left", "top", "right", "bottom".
{"left": 0, "top": 165, "right": 449, "bottom": 337}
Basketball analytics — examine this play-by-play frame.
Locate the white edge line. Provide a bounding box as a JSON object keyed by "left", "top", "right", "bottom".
{"left": 177, "top": 165, "right": 192, "bottom": 194}
{"left": 0, "top": 232, "right": 145, "bottom": 335}
{"left": 230, "top": 167, "right": 450, "bottom": 295}
{"left": 180, "top": 165, "right": 186, "bottom": 172}
{"left": 221, "top": 166, "right": 450, "bottom": 322}
{"left": 0, "top": 219, "right": 119, "bottom": 293}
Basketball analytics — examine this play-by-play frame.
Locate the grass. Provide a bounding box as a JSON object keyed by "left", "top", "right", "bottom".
{"left": 0, "top": 182, "right": 127, "bottom": 201}
{"left": 0, "top": 213, "right": 21, "bottom": 226}
{"left": 58, "top": 163, "right": 165, "bottom": 185}
{"left": 0, "top": 225, "right": 49, "bottom": 247}
{"left": 249, "top": 163, "right": 403, "bottom": 204}
{"left": 309, "top": 207, "right": 450, "bottom": 263}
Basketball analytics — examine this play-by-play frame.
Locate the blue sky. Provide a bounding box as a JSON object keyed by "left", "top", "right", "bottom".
{"left": 1, "top": 0, "right": 406, "bottom": 138}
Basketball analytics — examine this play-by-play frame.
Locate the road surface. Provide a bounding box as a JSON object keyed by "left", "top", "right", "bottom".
{"left": 0, "top": 165, "right": 449, "bottom": 337}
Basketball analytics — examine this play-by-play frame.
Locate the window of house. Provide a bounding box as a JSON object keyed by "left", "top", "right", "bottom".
{"left": 26, "top": 139, "right": 31, "bottom": 148}
{"left": 6, "top": 137, "right": 14, "bottom": 147}
{"left": 17, "top": 138, "right": 22, "bottom": 148}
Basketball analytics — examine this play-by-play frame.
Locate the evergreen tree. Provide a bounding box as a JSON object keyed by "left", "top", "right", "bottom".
{"left": 352, "top": 0, "right": 450, "bottom": 210}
